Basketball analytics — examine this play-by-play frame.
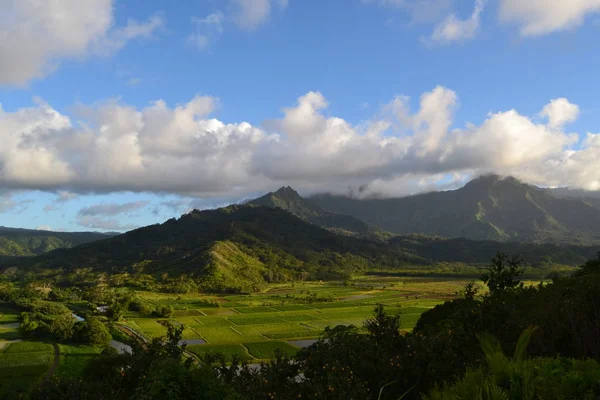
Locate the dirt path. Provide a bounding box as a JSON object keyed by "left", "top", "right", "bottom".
{"left": 42, "top": 343, "right": 60, "bottom": 380}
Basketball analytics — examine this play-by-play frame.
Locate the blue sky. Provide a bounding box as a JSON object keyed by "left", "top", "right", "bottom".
{"left": 1, "top": 0, "right": 600, "bottom": 232}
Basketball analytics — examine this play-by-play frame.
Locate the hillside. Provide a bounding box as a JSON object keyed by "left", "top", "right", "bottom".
{"left": 4, "top": 205, "right": 597, "bottom": 291}
{"left": 548, "top": 187, "right": 600, "bottom": 211}
{"left": 248, "top": 186, "right": 376, "bottom": 234}
{"left": 0, "top": 226, "right": 114, "bottom": 256}
{"left": 310, "top": 175, "right": 600, "bottom": 245}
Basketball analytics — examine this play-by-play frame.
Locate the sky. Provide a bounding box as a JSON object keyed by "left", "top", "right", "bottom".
{"left": 1, "top": 0, "right": 600, "bottom": 232}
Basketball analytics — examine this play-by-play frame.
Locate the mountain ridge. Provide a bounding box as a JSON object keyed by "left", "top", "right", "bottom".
{"left": 0, "top": 226, "right": 116, "bottom": 256}
{"left": 309, "top": 174, "right": 600, "bottom": 245}
{"left": 4, "top": 204, "right": 597, "bottom": 292}
{"left": 247, "top": 186, "right": 377, "bottom": 234}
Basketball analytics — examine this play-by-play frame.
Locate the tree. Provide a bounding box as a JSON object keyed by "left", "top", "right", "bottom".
{"left": 77, "top": 317, "right": 111, "bottom": 346}
{"left": 481, "top": 253, "right": 524, "bottom": 295}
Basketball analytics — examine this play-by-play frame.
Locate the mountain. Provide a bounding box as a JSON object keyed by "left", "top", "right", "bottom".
{"left": 4, "top": 205, "right": 596, "bottom": 292}
{"left": 0, "top": 226, "right": 115, "bottom": 257}
{"left": 547, "top": 187, "right": 600, "bottom": 211}
{"left": 247, "top": 186, "right": 376, "bottom": 234}
{"left": 310, "top": 175, "right": 600, "bottom": 245}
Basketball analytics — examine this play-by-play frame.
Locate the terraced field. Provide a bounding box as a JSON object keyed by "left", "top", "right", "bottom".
{"left": 122, "top": 276, "right": 473, "bottom": 350}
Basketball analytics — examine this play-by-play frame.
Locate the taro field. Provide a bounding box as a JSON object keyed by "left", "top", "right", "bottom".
{"left": 0, "top": 341, "right": 54, "bottom": 397}
{"left": 121, "top": 276, "right": 474, "bottom": 359}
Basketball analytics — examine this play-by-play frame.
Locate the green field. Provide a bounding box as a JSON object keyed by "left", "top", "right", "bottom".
{"left": 187, "top": 344, "right": 254, "bottom": 362}
{"left": 118, "top": 276, "right": 473, "bottom": 353}
{"left": 244, "top": 341, "right": 299, "bottom": 359}
{"left": 0, "top": 340, "right": 54, "bottom": 397}
{"left": 56, "top": 344, "right": 103, "bottom": 379}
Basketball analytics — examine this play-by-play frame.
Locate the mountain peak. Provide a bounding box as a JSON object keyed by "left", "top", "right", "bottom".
{"left": 464, "top": 174, "right": 522, "bottom": 189}
{"left": 272, "top": 186, "right": 302, "bottom": 199}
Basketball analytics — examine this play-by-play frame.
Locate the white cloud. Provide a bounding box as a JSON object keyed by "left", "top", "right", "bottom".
{"left": 0, "top": 0, "right": 163, "bottom": 86}
{"left": 231, "top": 0, "right": 288, "bottom": 30}
{"left": 189, "top": 12, "right": 225, "bottom": 50}
{"left": 499, "top": 0, "right": 600, "bottom": 36}
{"left": 1, "top": 88, "right": 599, "bottom": 198}
{"left": 429, "top": 0, "right": 485, "bottom": 44}
{"left": 540, "top": 98, "right": 580, "bottom": 129}
{"left": 36, "top": 225, "right": 52, "bottom": 231}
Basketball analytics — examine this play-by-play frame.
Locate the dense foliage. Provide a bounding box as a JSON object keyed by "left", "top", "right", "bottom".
{"left": 26, "top": 254, "right": 600, "bottom": 399}
{"left": 2, "top": 206, "right": 595, "bottom": 294}
{"left": 0, "top": 226, "right": 112, "bottom": 256}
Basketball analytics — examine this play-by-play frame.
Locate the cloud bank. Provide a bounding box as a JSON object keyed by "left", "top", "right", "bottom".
{"left": 0, "top": 87, "right": 599, "bottom": 198}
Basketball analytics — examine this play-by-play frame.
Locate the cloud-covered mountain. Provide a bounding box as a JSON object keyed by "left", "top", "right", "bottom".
{"left": 310, "top": 175, "right": 600, "bottom": 245}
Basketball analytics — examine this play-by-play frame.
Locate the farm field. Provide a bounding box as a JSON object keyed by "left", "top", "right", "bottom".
{"left": 0, "top": 340, "right": 54, "bottom": 397}
{"left": 121, "top": 276, "right": 476, "bottom": 349}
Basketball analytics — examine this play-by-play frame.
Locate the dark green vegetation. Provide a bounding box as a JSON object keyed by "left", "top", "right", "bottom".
{"left": 3, "top": 204, "right": 596, "bottom": 294}
{"left": 310, "top": 174, "right": 600, "bottom": 245}
{"left": 21, "top": 255, "right": 600, "bottom": 399}
{"left": 0, "top": 340, "right": 54, "bottom": 398}
{"left": 0, "top": 226, "right": 113, "bottom": 257}
{"left": 248, "top": 186, "right": 375, "bottom": 234}
{"left": 549, "top": 186, "right": 600, "bottom": 211}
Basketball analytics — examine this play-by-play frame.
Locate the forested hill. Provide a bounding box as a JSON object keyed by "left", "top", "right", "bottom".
{"left": 247, "top": 186, "right": 376, "bottom": 234}
{"left": 4, "top": 205, "right": 597, "bottom": 291}
{"left": 0, "top": 226, "right": 114, "bottom": 256}
{"left": 310, "top": 175, "right": 600, "bottom": 245}
{"left": 548, "top": 187, "right": 600, "bottom": 211}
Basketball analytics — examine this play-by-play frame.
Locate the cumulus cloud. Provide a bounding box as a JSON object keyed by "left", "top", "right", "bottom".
{"left": 0, "top": 0, "right": 164, "bottom": 86}
{"left": 231, "top": 0, "right": 288, "bottom": 30}
{"left": 36, "top": 225, "right": 52, "bottom": 231}
{"left": 540, "top": 98, "right": 580, "bottom": 129}
{"left": 0, "top": 87, "right": 599, "bottom": 198}
{"left": 499, "top": 0, "right": 600, "bottom": 36}
{"left": 429, "top": 0, "right": 485, "bottom": 44}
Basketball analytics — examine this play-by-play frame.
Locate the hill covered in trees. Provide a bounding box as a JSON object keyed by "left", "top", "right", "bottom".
{"left": 310, "top": 175, "right": 600, "bottom": 245}
{"left": 0, "top": 226, "right": 114, "bottom": 257}
{"left": 247, "top": 186, "right": 376, "bottom": 234}
{"left": 4, "top": 205, "right": 597, "bottom": 292}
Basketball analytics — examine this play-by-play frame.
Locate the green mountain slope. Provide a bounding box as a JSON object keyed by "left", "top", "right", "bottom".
{"left": 5, "top": 205, "right": 596, "bottom": 292}
{"left": 548, "top": 187, "right": 600, "bottom": 211}
{"left": 0, "top": 226, "right": 114, "bottom": 256}
{"left": 310, "top": 175, "right": 600, "bottom": 245}
{"left": 248, "top": 186, "right": 375, "bottom": 234}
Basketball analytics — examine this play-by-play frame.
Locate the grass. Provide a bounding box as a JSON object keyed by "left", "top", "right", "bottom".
{"left": 0, "top": 339, "right": 54, "bottom": 396}
{"left": 243, "top": 341, "right": 299, "bottom": 359}
{"left": 129, "top": 276, "right": 484, "bottom": 347}
{"left": 0, "top": 306, "right": 20, "bottom": 324}
{"left": 187, "top": 344, "right": 253, "bottom": 362}
{"left": 3, "top": 341, "right": 53, "bottom": 354}
{"left": 234, "top": 306, "right": 278, "bottom": 314}
{"left": 228, "top": 316, "right": 287, "bottom": 326}
{"left": 56, "top": 344, "right": 102, "bottom": 379}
